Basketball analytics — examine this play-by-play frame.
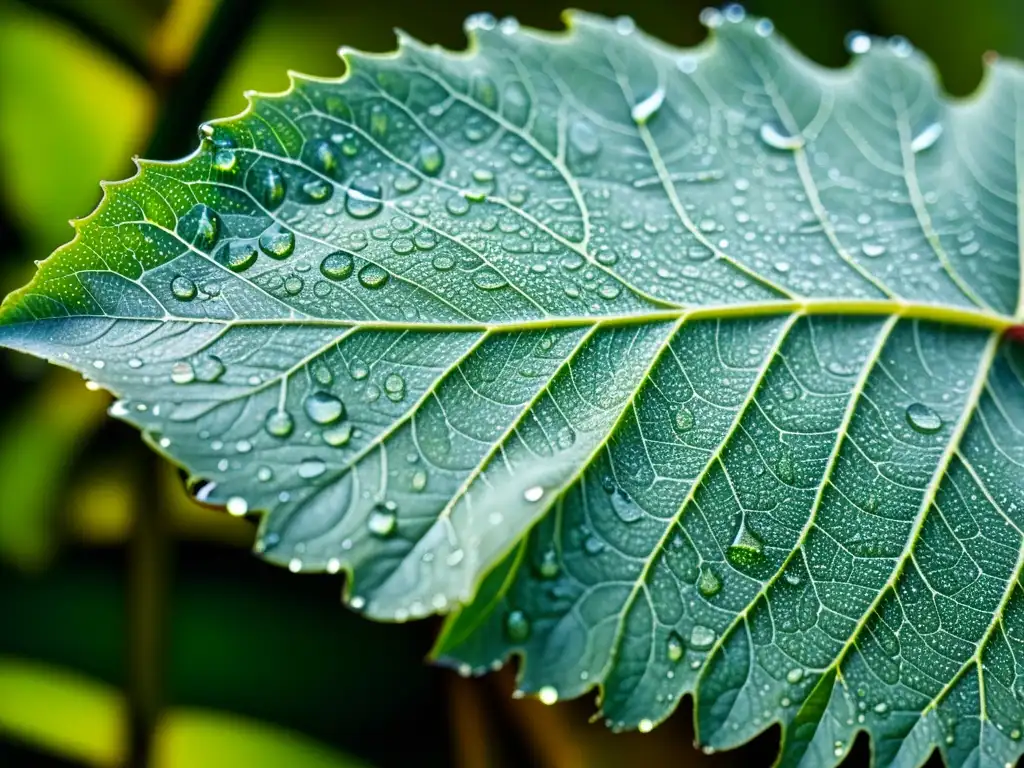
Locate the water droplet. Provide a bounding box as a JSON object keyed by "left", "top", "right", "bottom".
{"left": 305, "top": 391, "right": 344, "bottom": 424}
{"left": 256, "top": 467, "right": 273, "bottom": 482}
{"left": 432, "top": 254, "right": 455, "bottom": 271}
{"left": 171, "top": 361, "right": 195, "bottom": 384}
{"left": 569, "top": 121, "right": 600, "bottom": 156}
{"left": 411, "top": 470, "right": 427, "bottom": 491}
{"left": 171, "top": 275, "right": 197, "bottom": 301}
{"left": 667, "top": 631, "right": 684, "bottom": 662}
{"left": 638, "top": 719, "right": 654, "bottom": 734}
{"left": 346, "top": 182, "right": 383, "bottom": 218}
{"left": 413, "top": 230, "right": 437, "bottom": 250}
{"left": 215, "top": 241, "right": 258, "bottom": 272}
{"left": 846, "top": 32, "right": 871, "bottom": 54}
{"left": 417, "top": 142, "right": 444, "bottom": 175}
{"left": 786, "top": 668, "right": 804, "bottom": 684}
{"left": 698, "top": 568, "right": 721, "bottom": 597}
{"left": 298, "top": 457, "right": 327, "bottom": 479}
{"left": 538, "top": 686, "right": 558, "bottom": 705}
{"left": 319, "top": 251, "right": 354, "bottom": 281}
{"left": 212, "top": 148, "right": 237, "bottom": 171}
{"left": 265, "top": 409, "right": 295, "bottom": 438}
{"left": 375, "top": 375, "right": 403, "bottom": 404}
{"left": 873, "top": 702, "right": 888, "bottom": 714}
{"left": 368, "top": 505, "right": 397, "bottom": 537}
{"left": 537, "top": 549, "right": 559, "bottom": 579}
{"left": 674, "top": 406, "right": 695, "bottom": 432}
{"left": 284, "top": 276, "right": 304, "bottom": 295}
{"left": 308, "top": 138, "right": 341, "bottom": 175}
{"left": 861, "top": 242, "right": 886, "bottom": 258}
{"left": 323, "top": 423, "right": 353, "bottom": 447}
{"left": 226, "top": 496, "right": 248, "bottom": 516}
{"left": 759, "top": 122, "right": 804, "bottom": 150}
{"left": 524, "top": 485, "right": 544, "bottom": 503}
{"left": 358, "top": 264, "right": 389, "bottom": 289}
{"left": 302, "top": 178, "right": 333, "bottom": 202}
{"left": 255, "top": 164, "right": 286, "bottom": 209}
{"left": 348, "top": 358, "right": 369, "bottom": 380}
{"left": 472, "top": 268, "right": 507, "bottom": 290}
{"left": 776, "top": 454, "right": 795, "bottom": 484}
{"left": 505, "top": 609, "right": 531, "bottom": 642}
{"left": 631, "top": 87, "right": 666, "bottom": 125}
{"left": 910, "top": 122, "right": 943, "bottom": 153}
{"left": 689, "top": 625, "right": 717, "bottom": 650}
{"left": 905, "top": 402, "right": 942, "bottom": 434}
{"left": 181, "top": 204, "right": 221, "bottom": 251}
{"left": 727, "top": 524, "right": 765, "bottom": 568}
{"left": 610, "top": 489, "right": 643, "bottom": 523}
{"left": 259, "top": 227, "right": 295, "bottom": 259}
{"left": 754, "top": 18, "right": 774, "bottom": 36}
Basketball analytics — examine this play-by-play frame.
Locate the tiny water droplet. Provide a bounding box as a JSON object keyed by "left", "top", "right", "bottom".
{"left": 255, "top": 165, "right": 286, "bottom": 209}
{"left": 524, "top": 485, "right": 544, "bottom": 503}
{"left": 505, "top": 609, "right": 531, "bottom": 642}
{"left": 675, "top": 405, "right": 695, "bottom": 432}
{"left": 212, "top": 148, "right": 237, "bottom": 171}
{"left": 368, "top": 505, "right": 397, "bottom": 537}
{"left": 861, "top": 242, "right": 886, "bottom": 258}
{"left": 537, "top": 549, "right": 559, "bottom": 579}
{"left": 846, "top": 32, "right": 871, "bottom": 54}
{"left": 472, "top": 268, "right": 507, "bottom": 290}
{"left": 786, "top": 668, "right": 804, "bottom": 684}
{"left": 667, "top": 632, "right": 684, "bottom": 662}
{"left": 384, "top": 373, "right": 406, "bottom": 402}
{"left": 323, "top": 423, "right": 353, "bottom": 447}
{"left": 417, "top": 142, "right": 444, "bottom": 175}
{"left": 638, "top": 719, "right": 654, "bottom": 734}
{"left": 305, "top": 391, "right": 344, "bottom": 424}
{"left": 411, "top": 470, "right": 427, "bottom": 491}
{"left": 727, "top": 524, "right": 765, "bottom": 568}
{"left": 257, "top": 466, "right": 273, "bottom": 482}
{"left": 905, "top": 402, "right": 942, "bottom": 434}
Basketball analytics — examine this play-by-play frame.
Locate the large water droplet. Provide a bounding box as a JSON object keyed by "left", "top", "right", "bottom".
{"left": 302, "top": 178, "right": 333, "bottom": 203}
{"left": 905, "top": 402, "right": 942, "bottom": 434}
{"left": 505, "top": 609, "right": 531, "bottom": 642}
{"left": 727, "top": 524, "right": 764, "bottom": 568}
{"left": 368, "top": 505, "right": 397, "bottom": 537}
{"left": 689, "top": 624, "right": 717, "bottom": 650}
{"left": 171, "top": 361, "right": 195, "bottom": 384}
{"left": 259, "top": 227, "right": 295, "bottom": 259}
{"left": 320, "top": 251, "right": 354, "bottom": 280}
{"left": 265, "top": 409, "right": 295, "bottom": 438}
{"left": 215, "top": 241, "right": 258, "bottom": 272}
{"left": 305, "top": 391, "right": 344, "bottom": 424}
{"left": 180, "top": 204, "right": 221, "bottom": 251}
{"left": 417, "top": 142, "right": 445, "bottom": 176}
{"left": 358, "top": 264, "right": 389, "bottom": 289}
{"left": 346, "top": 181, "right": 383, "bottom": 218}
{"left": 759, "top": 122, "right": 804, "bottom": 150}
{"left": 308, "top": 138, "right": 341, "bottom": 175}
{"left": 569, "top": 121, "right": 600, "bottom": 156}
{"left": 171, "top": 275, "right": 197, "bottom": 301}
{"left": 212, "top": 148, "right": 237, "bottom": 172}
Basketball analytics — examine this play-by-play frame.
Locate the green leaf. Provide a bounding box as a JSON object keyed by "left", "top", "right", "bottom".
{"left": 2, "top": 7, "right": 1024, "bottom": 765}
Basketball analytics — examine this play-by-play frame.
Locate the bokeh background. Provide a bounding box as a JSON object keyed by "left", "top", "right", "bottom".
{"left": 0, "top": 1, "right": 1021, "bottom": 766}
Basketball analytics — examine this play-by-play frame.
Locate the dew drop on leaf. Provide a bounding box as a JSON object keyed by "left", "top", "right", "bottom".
{"left": 212, "top": 148, "right": 237, "bottom": 171}
{"left": 472, "top": 268, "right": 507, "bottom": 290}
{"left": 698, "top": 567, "right": 721, "bottom": 597}
{"left": 226, "top": 496, "right": 248, "bottom": 516}
{"left": 411, "top": 470, "right": 427, "bottom": 491}
{"left": 255, "top": 164, "right": 286, "bottom": 209}
{"left": 320, "top": 251, "right": 354, "bottom": 280}
{"left": 368, "top": 505, "right": 397, "bottom": 537}
{"left": 323, "top": 423, "right": 353, "bottom": 447}
{"left": 265, "top": 409, "right": 295, "bottom": 438}
{"left": 786, "top": 667, "right": 804, "bottom": 684}
{"left": 358, "top": 264, "right": 389, "bottom": 289}
{"left": 505, "top": 609, "right": 531, "bottom": 642}
{"left": 537, "top": 549, "right": 559, "bottom": 579}
{"left": 610, "top": 489, "right": 643, "bottom": 523}
{"left": 538, "top": 686, "right": 559, "bottom": 705}
{"left": 215, "top": 242, "right": 258, "bottom": 272}
{"left": 524, "top": 485, "right": 544, "bottom": 503}
{"left": 675, "top": 405, "right": 695, "bottom": 432}
{"left": 171, "top": 275, "right": 197, "bottom": 301}
{"left": 257, "top": 466, "right": 273, "bottom": 482}
{"left": 905, "top": 402, "right": 942, "bottom": 434}
{"left": 667, "top": 631, "right": 684, "bottom": 662}
{"left": 259, "top": 227, "right": 295, "bottom": 259}
{"left": 304, "top": 391, "right": 344, "bottom": 424}
{"left": 727, "top": 524, "right": 764, "bottom": 568}
{"left": 689, "top": 625, "right": 717, "bottom": 650}
{"left": 298, "top": 457, "right": 328, "bottom": 479}
{"left": 346, "top": 182, "right": 383, "bottom": 218}
{"left": 384, "top": 373, "right": 406, "bottom": 402}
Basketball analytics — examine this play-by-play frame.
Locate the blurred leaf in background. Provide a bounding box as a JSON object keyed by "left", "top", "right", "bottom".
{"left": 0, "top": 0, "right": 1022, "bottom": 766}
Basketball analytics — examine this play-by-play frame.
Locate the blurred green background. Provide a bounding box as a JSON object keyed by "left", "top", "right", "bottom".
{"left": 0, "top": 1, "right": 1020, "bottom": 766}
